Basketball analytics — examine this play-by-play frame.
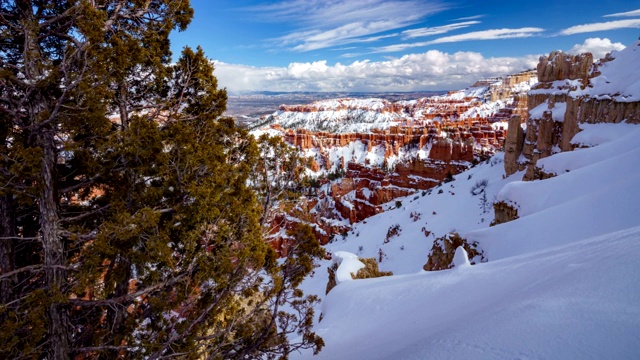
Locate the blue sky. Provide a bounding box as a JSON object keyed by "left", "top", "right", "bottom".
{"left": 170, "top": 0, "right": 640, "bottom": 93}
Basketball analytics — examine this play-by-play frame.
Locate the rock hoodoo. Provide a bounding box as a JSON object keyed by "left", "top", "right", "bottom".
{"left": 254, "top": 70, "right": 539, "bottom": 253}
{"left": 504, "top": 41, "right": 640, "bottom": 179}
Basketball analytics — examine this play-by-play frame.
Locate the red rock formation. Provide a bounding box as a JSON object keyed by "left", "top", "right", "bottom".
{"left": 261, "top": 71, "right": 540, "bottom": 255}
{"left": 504, "top": 45, "right": 640, "bottom": 181}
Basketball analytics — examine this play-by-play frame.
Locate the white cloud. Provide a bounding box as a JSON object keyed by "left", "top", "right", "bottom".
{"left": 428, "top": 27, "right": 545, "bottom": 44}
{"left": 454, "top": 15, "right": 485, "bottom": 21}
{"left": 560, "top": 19, "right": 640, "bottom": 35}
{"left": 213, "top": 51, "right": 539, "bottom": 93}
{"left": 569, "top": 37, "right": 626, "bottom": 59}
{"left": 402, "top": 21, "right": 481, "bottom": 39}
{"left": 372, "top": 27, "right": 544, "bottom": 53}
{"left": 604, "top": 9, "right": 640, "bottom": 18}
{"left": 288, "top": 22, "right": 401, "bottom": 51}
{"left": 249, "top": 0, "right": 448, "bottom": 51}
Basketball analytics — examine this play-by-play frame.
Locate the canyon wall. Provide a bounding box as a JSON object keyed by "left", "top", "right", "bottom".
{"left": 504, "top": 43, "right": 640, "bottom": 180}
{"left": 254, "top": 70, "right": 539, "bottom": 254}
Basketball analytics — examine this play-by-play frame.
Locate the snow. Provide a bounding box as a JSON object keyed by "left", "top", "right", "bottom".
{"left": 571, "top": 121, "right": 638, "bottom": 147}
{"left": 579, "top": 40, "right": 640, "bottom": 102}
{"left": 290, "top": 119, "right": 640, "bottom": 359}
{"left": 258, "top": 76, "right": 537, "bottom": 134}
{"left": 332, "top": 251, "right": 365, "bottom": 283}
{"left": 451, "top": 246, "right": 470, "bottom": 268}
{"left": 528, "top": 99, "right": 567, "bottom": 122}
{"left": 312, "top": 227, "right": 640, "bottom": 360}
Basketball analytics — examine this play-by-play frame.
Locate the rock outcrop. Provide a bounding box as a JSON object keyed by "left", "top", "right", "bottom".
{"left": 536, "top": 51, "right": 593, "bottom": 83}
{"left": 491, "top": 201, "right": 519, "bottom": 226}
{"left": 503, "top": 115, "right": 524, "bottom": 176}
{"left": 504, "top": 41, "right": 640, "bottom": 179}
{"left": 423, "top": 232, "right": 486, "bottom": 271}
{"left": 326, "top": 257, "right": 393, "bottom": 294}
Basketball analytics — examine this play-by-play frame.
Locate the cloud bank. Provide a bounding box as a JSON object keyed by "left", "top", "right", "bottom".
{"left": 213, "top": 50, "right": 539, "bottom": 93}
{"left": 569, "top": 38, "right": 626, "bottom": 59}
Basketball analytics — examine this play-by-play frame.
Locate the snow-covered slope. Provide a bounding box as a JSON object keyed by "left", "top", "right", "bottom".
{"left": 583, "top": 40, "right": 640, "bottom": 101}
{"left": 291, "top": 121, "right": 640, "bottom": 359}
{"left": 265, "top": 98, "right": 405, "bottom": 133}
{"left": 260, "top": 72, "right": 536, "bottom": 133}
{"left": 316, "top": 227, "right": 640, "bottom": 360}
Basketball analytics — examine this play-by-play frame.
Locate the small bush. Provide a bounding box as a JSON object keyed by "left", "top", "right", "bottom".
{"left": 355, "top": 257, "right": 393, "bottom": 279}
{"left": 384, "top": 224, "right": 402, "bottom": 243}
{"left": 470, "top": 178, "right": 488, "bottom": 196}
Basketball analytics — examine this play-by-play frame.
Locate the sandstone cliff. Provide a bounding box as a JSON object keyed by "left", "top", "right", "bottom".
{"left": 504, "top": 40, "right": 640, "bottom": 179}
{"left": 253, "top": 70, "right": 539, "bottom": 254}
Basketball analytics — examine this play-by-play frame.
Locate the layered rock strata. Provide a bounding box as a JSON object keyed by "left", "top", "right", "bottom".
{"left": 505, "top": 43, "right": 640, "bottom": 180}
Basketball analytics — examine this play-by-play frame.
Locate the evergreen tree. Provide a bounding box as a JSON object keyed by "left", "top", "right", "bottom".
{"left": 0, "top": 2, "right": 323, "bottom": 359}
{"left": 253, "top": 134, "right": 310, "bottom": 228}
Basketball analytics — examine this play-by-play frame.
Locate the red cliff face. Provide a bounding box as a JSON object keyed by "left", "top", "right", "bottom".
{"left": 261, "top": 71, "right": 540, "bottom": 255}
{"left": 266, "top": 123, "right": 507, "bottom": 255}
{"left": 264, "top": 119, "right": 501, "bottom": 255}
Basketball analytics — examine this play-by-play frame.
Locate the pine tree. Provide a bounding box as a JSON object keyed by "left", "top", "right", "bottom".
{"left": 0, "top": 2, "right": 323, "bottom": 359}
{"left": 253, "top": 134, "right": 310, "bottom": 228}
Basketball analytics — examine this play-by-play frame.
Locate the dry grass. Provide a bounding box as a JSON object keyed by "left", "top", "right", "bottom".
{"left": 326, "top": 257, "right": 393, "bottom": 294}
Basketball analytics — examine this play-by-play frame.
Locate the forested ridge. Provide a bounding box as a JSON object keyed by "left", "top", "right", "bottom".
{"left": 0, "top": 1, "right": 323, "bottom": 359}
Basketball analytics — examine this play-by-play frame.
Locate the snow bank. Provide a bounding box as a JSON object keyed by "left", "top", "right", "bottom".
{"left": 528, "top": 99, "right": 567, "bottom": 122}
{"left": 578, "top": 40, "right": 640, "bottom": 102}
{"left": 302, "top": 226, "right": 640, "bottom": 360}
{"left": 452, "top": 246, "right": 471, "bottom": 268}
{"left": 332, "top": 251, "right": 365, "bottom": 283}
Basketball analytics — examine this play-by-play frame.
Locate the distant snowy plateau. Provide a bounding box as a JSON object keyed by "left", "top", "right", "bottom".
{"left": 256, "top": 78, "right": 535, "bottom": 133}
{"left": 261, "top": 42, "right": 640, "bottom": 359}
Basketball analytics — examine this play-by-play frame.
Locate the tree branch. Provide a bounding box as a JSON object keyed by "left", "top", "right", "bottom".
{"left": 60, "top": 204, "right": 111, "bottom": 224}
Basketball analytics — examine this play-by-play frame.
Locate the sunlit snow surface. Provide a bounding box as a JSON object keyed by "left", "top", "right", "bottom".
{"left": 291, "top": 122, "right": 640, "bottom": 360}
{"left": 289, "top": 43, "right": 640, "bottom": 359}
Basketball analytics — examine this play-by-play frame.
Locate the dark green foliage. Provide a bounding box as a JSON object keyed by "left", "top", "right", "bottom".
{"left": 252, "top": 134, "right": 311, "bottom": 227}
{"left": 327, "top": 166, "right": 346, "bottom": 181}
{"left": 0, "top": 2, "right": 323, "bottom": 359}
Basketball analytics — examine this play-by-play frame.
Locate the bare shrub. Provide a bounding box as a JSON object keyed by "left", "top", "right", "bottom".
{"left": 384, "top": 224, "right": 402, "bottom": 243}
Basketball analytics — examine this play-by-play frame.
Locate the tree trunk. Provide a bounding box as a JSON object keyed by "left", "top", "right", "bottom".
{"left": 21, "top": 2, "right": 71, "bottom": 355}
{"left": 39, "top": 129, "right": 71, "bottom": 360}
{"left": 0, "top": 195, "right": 16, "bottom": 305}
{"left": 118, "top": 82, "right": 129, "bottom": 130}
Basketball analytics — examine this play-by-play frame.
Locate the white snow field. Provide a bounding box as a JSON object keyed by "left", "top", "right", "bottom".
{"left": 291, "top": 123, "right": 640, "bottom": 360}
{"left": 289, "top": 42, "right": 640, "bottom": 359}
